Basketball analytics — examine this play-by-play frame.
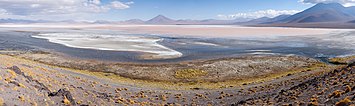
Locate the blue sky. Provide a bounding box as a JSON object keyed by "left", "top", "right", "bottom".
{"left": 0, "top": 0, "right": 352, "bottom": 21}
{"left": 98, "top": 0, "right": 313, "bottom": 20}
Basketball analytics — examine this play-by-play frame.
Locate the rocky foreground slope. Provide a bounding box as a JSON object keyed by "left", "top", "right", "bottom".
{"left": 235, "top": 61, "right": 355, "bottom": 105}
{"left": 0, "top": 54, "right": 354, "bottom": 105}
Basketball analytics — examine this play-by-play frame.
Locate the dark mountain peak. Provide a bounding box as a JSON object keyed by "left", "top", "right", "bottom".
{"left": 155, "top": 14, "right": 167, "bottom": 18}
{"left": 309, "top": 2, "right": 345, "bottom": 11}
{"left": 307, "top": 2, "right": 345, "bottom": 12}
{"left": 272, "top": 2, "right": 355, "bottom": 23}
{"left": 146, "top": 15, "right": 175, "bottom": 24}
{"left": 314, "top": 2, "right": 344, "bottom": 7}
{"left": 150, "top": 15, "right": 172, "bottom": 20}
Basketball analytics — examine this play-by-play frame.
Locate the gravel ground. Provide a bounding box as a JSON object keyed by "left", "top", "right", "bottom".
{"left": 1, "top": 54, "right": 353, "bottom": 105}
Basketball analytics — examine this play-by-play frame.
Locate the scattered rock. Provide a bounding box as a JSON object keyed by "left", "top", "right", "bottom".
{"left": 49, "top": 89, "right": 76, "bottom": 106}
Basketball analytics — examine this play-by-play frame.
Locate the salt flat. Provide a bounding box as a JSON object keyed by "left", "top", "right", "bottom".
{"left": 32, "top": 33, "right": 182, "bottom": 59}
{"left": 95, "top": 25, "right": 350, "bottom": 38}
{"left": 0, "top": 24, "right": 354, "bottom": 61}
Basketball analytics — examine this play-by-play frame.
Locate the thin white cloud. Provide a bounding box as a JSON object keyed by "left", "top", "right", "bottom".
{"left": 0, "top": 0, "right": 132, "bottom": 20}
{"left": 125, "top": 1, "right": 135, "bottom": 5}
{"left": 300, "top": 0, "right": 355, "bottom": 6}
{"left": 90, "top": 0, "right": 101, "bottom": 5}
{"left": 110, "top": 1, "right": 130, "bottom": 9}
{"left": 0, "top": 9, "right": 9, "bottom": 15}
{"left": 218, "top": 9, "right": 301, "bottom": 20}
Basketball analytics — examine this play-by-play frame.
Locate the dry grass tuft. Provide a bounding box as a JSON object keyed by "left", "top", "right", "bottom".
{"left": 335, "top": 97, "right": 351, "bottom": 106}
{"left": 63, "top": 96, "right": 71, "bottom": 105}
{"left": 329, "top": 90, "right": 343, "bottom": 98}
{"left": 345, "top": 85, "right": 352, "bottom": 93}
{"left": 0, "top": 97, "right": 4, "bottom": 106}
{"left": 18, "top": 96, "right": 25, "bottom": 102}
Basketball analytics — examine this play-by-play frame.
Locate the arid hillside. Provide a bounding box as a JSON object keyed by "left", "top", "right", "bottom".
{"left": 0, "top": 53, "right": 354, "bottom": 105}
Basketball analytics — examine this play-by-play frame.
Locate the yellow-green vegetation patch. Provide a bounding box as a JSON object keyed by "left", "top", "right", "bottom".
{"left": 66, "top": 62, "right": 334, "bottom": 90}
{"left": 304, "top": 63, "right": 328, "bottom": 71}
{"left": 174, "top": 69, "right": 207, "bottom": 79}
{"left": 0, "top": 54, "right": 341, "bottom": 90}
{"left": 329, "top": 56, "right": 355, "bottom": 64}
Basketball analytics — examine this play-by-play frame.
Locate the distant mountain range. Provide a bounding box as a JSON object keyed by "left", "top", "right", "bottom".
{"left": 249, "top": 3, "right": 355, "bottom": 28}
{"left": 283, "top": 3, "right": 354, "bottom": 23}
{"left": 236, "top": 15, "right": 292, "bottom": 25}
{"left": 0, "top": 19, "right": 90, "bottom": 24}
{"left": 143, "top": 15, "right": 243, "bottom": 25}
{"left": 0, "top": 19, "right": 50, "bottom": 23}
{"left": 2, "top": 3, "right": 355, "bottom": 28}
{"left": 125, "top": 2, "right": 355, "bottom": 27}
{"left": 0, "top": 15, "right": 248, "bottom": 25}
